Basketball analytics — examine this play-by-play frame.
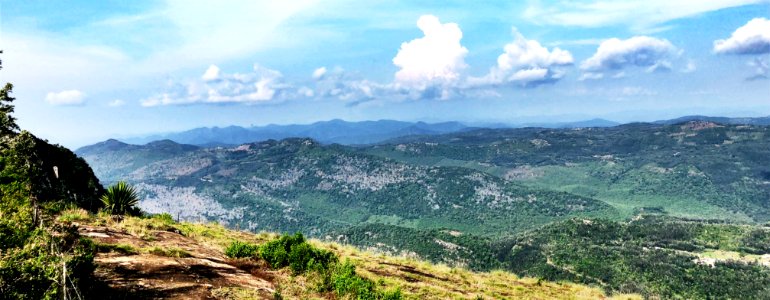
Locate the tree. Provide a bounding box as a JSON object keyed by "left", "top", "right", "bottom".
{"left": 0, "top": 51, "right": 19, "bottom": 137}
{"left": 100, "top": 181, "right": 140, "bottom": 215}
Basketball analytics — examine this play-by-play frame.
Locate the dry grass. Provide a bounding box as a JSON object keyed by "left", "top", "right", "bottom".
{"left": 316, "top": 241, "right": 641, "bottom": 300}
{"left": 79, "top": 213, "right": 640, "bottom": 300}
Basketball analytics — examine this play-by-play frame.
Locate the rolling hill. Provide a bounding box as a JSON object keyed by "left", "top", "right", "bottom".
{"left": 75, "top": 120, "right": 770, "bottom": 298}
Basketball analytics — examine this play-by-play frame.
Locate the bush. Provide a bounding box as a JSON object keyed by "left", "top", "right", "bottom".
{"left": 258, "top": 233, "right": 400, "bottom": 299}
{"left": 331, "top": 260, "right": 377, "bottom": 299}
{"left": 0, "top": 228, "right": 96, "bottom": 300}
{"left": 328, "top": 260, "right": 401, "bottom": 300}
{"left": 259, "top": 233, "right": 336, "bottom": 273}
{"left": 225, "top": 241, "right": 259, "bottom": 259}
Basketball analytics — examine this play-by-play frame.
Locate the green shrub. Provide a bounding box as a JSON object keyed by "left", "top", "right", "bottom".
{"left": 258, "top": 233, "right": 400, "bottom": 299}
{"left": 0, "top": 228, "right": 96, "bottom": 300}
{"left": 328, "top": 260, "right": 401, "bottom": 300}
{"left": 259, "top": 233, "right": 336, "bottom": 273}
{"left": 225, "top": 241, "right": 259, "bottom": 259}
{"left": 331, "top": 260, "right": 377, "bottom": 299}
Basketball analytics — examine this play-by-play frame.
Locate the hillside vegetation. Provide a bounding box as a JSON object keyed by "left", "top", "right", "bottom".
{"left": 76, "top": 120, "right": 770, "bottom": 298}
{"left": 58, "top": 210, "right": 638, "bottom": 299}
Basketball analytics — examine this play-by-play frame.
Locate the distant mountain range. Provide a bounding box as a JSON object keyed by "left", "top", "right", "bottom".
{"left": 121, "top": 119, "right": 471, "bottom": 146}
{"left": 114, "top": 116, "right": 770, "bottom": 148}
{"left": 654, "top": 115, "right": 770, "bottom": 125}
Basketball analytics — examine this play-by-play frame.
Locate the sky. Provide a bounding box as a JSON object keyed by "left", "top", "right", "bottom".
{"left": 1, "top": 0, "right": 769, "bottom": 148}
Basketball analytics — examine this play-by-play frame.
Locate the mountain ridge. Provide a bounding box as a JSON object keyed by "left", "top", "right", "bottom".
{"left": 111, "top": 116, "right": 770, "bottom": 149}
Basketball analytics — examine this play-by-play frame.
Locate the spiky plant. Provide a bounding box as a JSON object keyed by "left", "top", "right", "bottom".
{"left": 100, "top": 181, "right": 139, "bottom": 215}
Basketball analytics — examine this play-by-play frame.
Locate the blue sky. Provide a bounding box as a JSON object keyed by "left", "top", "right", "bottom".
{"left": 1, "top": 0, "right": 769, "bottom": 147}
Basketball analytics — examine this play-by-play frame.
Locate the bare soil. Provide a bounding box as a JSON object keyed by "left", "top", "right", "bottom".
{"left": 79, "top": 225, "right": 276, "bottom": 299}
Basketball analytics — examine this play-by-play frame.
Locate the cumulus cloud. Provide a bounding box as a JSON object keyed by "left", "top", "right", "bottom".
{"left": 141, "top": 64, "right": 290, "bottom": 106}
{"left": 580, "top": 36, "right": 679, "bottom": 74}
{"left": 392, "top": 15, "right": 468, "bottom": 93}
{"left": 714, "top": 18, "right": 770, "bottom": 55}
{"left": 312, "top": 67, "right": 327, "bottom": 80}
{"left": 201, "top": 65, "right": 221, "bottom": 81}
{"left": 469, "top": 29, "right": 573, "bottom": 87}
{"left": 45, "top": 90, "right": 86, "bottom": 106}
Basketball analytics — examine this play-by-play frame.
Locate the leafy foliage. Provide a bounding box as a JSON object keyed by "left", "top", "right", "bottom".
{"left": 258, "top": 232, "right": 336, "bottom": 273}
{"left": 256, "top": 233, "right": 401, "bottom": 299}
{"left": 224, "top": 241, "right": 259, "bottom": 259}
{"left": 0, "top": 82, "right": 18, "bottom": 137}
{"left": 100, "top": 181, "right": 139, "bottom": 215}
{"left": 326, "top": 260, "right": 402, "bottom": 300}
{"left": 0, "top": 55, "right": 102, "bottom": 299}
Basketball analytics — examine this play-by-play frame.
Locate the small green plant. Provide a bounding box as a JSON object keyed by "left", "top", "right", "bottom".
{"left": 225, "top": 241, "right": 259, "bottom": 258}
{"left": 100, "top": 181, "right": 140, "bottom": 216}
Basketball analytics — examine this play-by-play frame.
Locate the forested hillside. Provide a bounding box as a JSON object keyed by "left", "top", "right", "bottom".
{"left": 77, "top": 120, "right": 770, "bottom": 298}
{"left": 340, "top": 217, "right": 770, "bottom": 298}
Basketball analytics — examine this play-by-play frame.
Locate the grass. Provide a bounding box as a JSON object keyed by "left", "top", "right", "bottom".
{"left": 95, "top": 242, "right": 139, "bottom": 255}
{"left": 57, "top": 208, "right": 92, "bottom": 223}
{"left": 77, "top": 212, "right": 639, "bottom": 299}
{"left": 146, "top": 246, "right": 192, "bottom": 258}
{"left": 311, "top": 240, "right": 640, "bottom": 300}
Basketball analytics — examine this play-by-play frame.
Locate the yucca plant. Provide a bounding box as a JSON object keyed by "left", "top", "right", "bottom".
{"left": 100, "top": 181, "right": 139, "bottom": 215}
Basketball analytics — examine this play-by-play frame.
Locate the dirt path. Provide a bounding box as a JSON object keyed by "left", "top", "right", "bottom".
{"left": 79, "top": 225, "right": 275, "bottom": 299}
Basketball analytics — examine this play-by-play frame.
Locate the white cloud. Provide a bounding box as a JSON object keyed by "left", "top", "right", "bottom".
{"left": 523, "top": 0, "right": 763, "bottom": 31}
{"left": 201, "top": 65, "right": 221, "bottom": 81}
{"left": 510, "top": 68, "right": 549, "bottom": 82}
{"left": 469, "top": 29, "right": 573, "bottom": 87}
{"left": 298, "top": 87, "right": 315, "bottom": 97}
{"left": 581, "top": 36, "right": 678, "bottom": 73}
{"left": 108, "top": 99, "right": 126, "bottom": 107}
{"left": 310, "top": 67, "right": 388, "bottom": 103}
{"left": 579, "top": 72, "right": 605, "bottom": 81}
{"left": 141, "top": 64, "right": 290, "bottom": 106}
{"left": 312, "top": 67, "right": 327, "bottom": 80}
{"left": 714, "top": 18, "right": 770, "bottom": 55}
{"left": 45, "top": 90, "right": 86, "bottom": 106}
{"left": 392, "top": 15, "right": 468, "bottom": 91}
